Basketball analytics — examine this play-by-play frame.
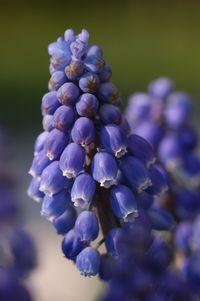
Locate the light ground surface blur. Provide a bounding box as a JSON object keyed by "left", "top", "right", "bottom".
{"left": 27, "top": 221, "right": 103, "bottom": 301}
{"left": 9, "top": 129, "right": 104, "bottom": 301}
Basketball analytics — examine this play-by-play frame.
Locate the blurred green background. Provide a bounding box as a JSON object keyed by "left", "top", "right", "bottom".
{"left": 1, "top": 0, "right": 200, "bottom": 129}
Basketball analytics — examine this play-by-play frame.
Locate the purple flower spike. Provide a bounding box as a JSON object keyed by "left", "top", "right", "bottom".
{"left": 28, "top": 31, "right": 170, "bottom": 280}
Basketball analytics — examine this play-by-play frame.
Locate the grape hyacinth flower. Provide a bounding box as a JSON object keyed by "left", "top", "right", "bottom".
{"left": 126, "top": 77, "right": 200, "bottom": 300}
{"left": 110, "top": 185, "right": 138, "bottom": 222}
{"left": 71, "top": 172, "right": 95, "bottom": 208}
{"left": 174, "top": 214, "right": 200, "bottom": 298}
{"left": 53, "top": 105, "right": 75, "bottom": 132}
{"left": 76, "top": 93, "right": 99, "bottom": 117}
{"left": 44, "top": 128, "right": 69, "bottom": 160}
{"left": 91, "top": 152, "right": 118, "bottom": 188}
{"left": 53, "top": 206, "right": 77, "bottom": 235}
{"left": 105, "top": 227, "right": 123, "bottom": 257}
{"left": 61, "top": 230, "right": 86, "bottom": 261}
{"left": 76, "top": 247, "right": 100, "bottom": 277}
{"left": 0, "top": 128, "right": 36, "bottom": 301}
{"left": 75, "top": 211, "right": 99, "bottom": 243}
{"left": 59, "top": 142, "right": 85, "bottom": 178}
{"left": 100, "top": 125, "right": 127, "bottom": 158}
{"left": 125, "top": 77, "right": 200, "bottom": 220}
{"left": 101, "top": 219, "right": 192, "bottom": 301}
{"left": 28, "top": 28, "right": 170, "bottom": 278}
{"left": 41, "top": 189, "right": 71, "bottom": 221}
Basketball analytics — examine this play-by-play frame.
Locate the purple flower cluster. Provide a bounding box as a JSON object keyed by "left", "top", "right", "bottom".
{"left": 28, "top": 29, "right": 171, "bottom": 277}
{"left": 101, "top": 215, "right": 192, "bottom": 301}
{"left": 175, "top": 214, "right": 200, "bottom": 297}
{"left": 125, "top": 77, "right": 200, "bottom": 300}
{"left": 125, "top": 77, "right": 200, "bottom": 220}
{"left": 0, "top": 130, "right": 36, "bottom": 301}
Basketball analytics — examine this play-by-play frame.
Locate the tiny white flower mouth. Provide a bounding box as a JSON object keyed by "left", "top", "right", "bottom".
{"left": 123, "top": 209, "right": 138, "bottom": 222}
{"left": 47, "top": 152, "right": 54, "bottom": 160}
{"left": 146, "top": 156, "right": 156, "bottom": 168}
{"left": 137, "top": 178, "right": 152, "bottom": 193}
{"left": 115, "top": 147, "right": 127, "bottom": 159}
{"left": 28, "top": 169, "right": 35, "bottom": 177}
{"left": 39, "top": 185, "right": 45, "bottom": 192}
{"left": 81, "top": 141, "right": 89, "bottom": 147}
{"left": 40, "top": 210, "right": 55, "bottom": 222}
{"left": 100, "top": 178, "right": 116, "bottom": 189}
{"left": 63, "top": 169, "right": 77, "bottom": 179}
{"left": 27, "top": 189, "right": 42, "bottom": 203}
{"left": 32, "top": 196, "right": 43, "bottom": 203}
{"left": 39, "top": 185, "right": 53, "bottom": 197}
{"left": 72, "top": 196, "right": 88, "bottom": 208}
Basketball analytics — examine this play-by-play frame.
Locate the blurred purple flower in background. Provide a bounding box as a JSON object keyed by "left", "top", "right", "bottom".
{"left": 125, "top": 77, "right": 200, "bottom": 220}
{"left": 101, "top": 217, "right": 193, "bottom": 301}
{"left": 0, "top": 128, "right": 36, "bottom": 301}
{"left": 125, "top": 77, "right": 200, "bottom": 300}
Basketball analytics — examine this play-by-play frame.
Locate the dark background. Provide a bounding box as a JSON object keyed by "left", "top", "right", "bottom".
{"left": 1, "top": 0, "right": 200, "bottom": 129}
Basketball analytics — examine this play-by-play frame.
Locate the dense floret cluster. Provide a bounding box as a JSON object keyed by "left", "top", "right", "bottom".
{"left": 125, "top": 77, "right": 200, "bottom": 299}
{"left": 28, "top": 29, "right": 172, "bottom": 277}
{"left": 101, "top": 215, "right": 193, "bottom": 301}
{"left": 125, "top": 77, "right": 200, "bottom": 219}
{"left": 0, "top": 129, "right": 36, "bottom": 301}
{"left": 174, "top": 214, "right": 200, "bottom": 298}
